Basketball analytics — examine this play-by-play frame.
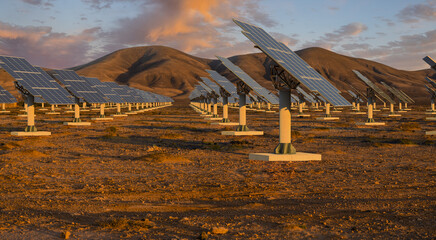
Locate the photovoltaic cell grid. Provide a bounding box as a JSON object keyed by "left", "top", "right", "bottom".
{"left": 196, "top": 85, "right": 209, "bottom": 97}
{"left": 352, "top": 70, "right": 395, "bottom": 104}
{"left": 233, "top": 19, "right": 351, "bottom": 107}
{"left": 0, "top": 85, "right": 17, "bottom": 103}
{"left": 426, "top": 77, "right": 436, "bottom": 89}
{"left": 82, "top": 77, "right": 125, "bottom": 103}
{"left": 199, "top": 82, "right": 213, "bottom": 95}
{"left": 190, "top": 88, "right": 202, "bottom": 100}
{"left": 423, "top": 56, "right": 436, "bottom": 70}
{"left": 297, "top": 87, "right": 316, "bottom": 103}
{"left": 104, "top": 82, "right": 135, "bottom": 103}
{"left": 134, "top": 89, "right": 154, "bottom": 102}
{"left": 347, "top": 90, "right": 363, "bottom": 103}
{"left": 0, "top": 56, "right": 74, "bottom": 105}
{"left": 397, "top": 89, "right": 415, "bottom": 103}
{"left": 200, "top": 77, "right": 221, "bottom": 95}
{"left": 52, "top": 70, "right": 107, "bottom": 104}
{"left": 380, "top": 82, "right": 411, "bottom": 104}
{"left": 425, "top": 85, "right": 436, "bottom": 96}
{"left": 216, "top": 56, "right": 279, "bottom": 104}
{"left": 205, "top": 70, "right": 238, "bottom": 97}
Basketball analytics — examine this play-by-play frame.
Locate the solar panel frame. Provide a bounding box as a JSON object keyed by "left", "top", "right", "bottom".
{"left": 200, "top": 77, "right": 220, "bottom": 95}
{"left": 296, "top": 86, "right": 316, "bottom": 103}
{"left": 216, "top": 56, "right": 279, "bottom": 104}
{"left": 423, "top": 56, "right": 436, "bottom": 69}
{"left": 0, "top": 56, "right": 75, "bottom": 105}
{"left": 380, "top": 82, "right": 410, "bottom": 103}
{"left": 352, "top": 70, "right": 395, "bottom": 104}
{"left": 0, "top": 85, "right": 17, "bottom": 103}
{"left": 233, "top": 19, "right": 350, "bottom": 107}
{"left": 103, "top": 82, "right": 136, "bottom": 103}
{"left": 82, "top": 77, "right": 125, "bottom": 103}
{"left": 397, "top": 89, "right": 415, "bottom": 103}
{"left": 51, "top": 69, "right": 107, "bottom": 104}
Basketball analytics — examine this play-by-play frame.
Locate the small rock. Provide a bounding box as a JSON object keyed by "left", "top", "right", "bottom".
{"left": 62, "top": 231, "right": 71, "bottom": 239}
{"left": 211, "top": 227, "right": 228, "bottom": 235}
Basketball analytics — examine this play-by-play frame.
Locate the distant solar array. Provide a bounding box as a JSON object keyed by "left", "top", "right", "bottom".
{"left": 0, "top": 85, "right": 17, "bottom": 103}
{"left": 83, "top": 77, "right": 125, "bottom": 103}
{"left": 352, "top": 70, "right": 395, "bottom": 104}
{"left": 0, "top": 56, "right": 74, "bottom": 104}
{"left": 216, "top": 56, "right": 279, "bottom": 104}
{"left": 380, "top": 82, "right": 413, "bottom": 104}
{"left": 233, "top": 19, "right": 350, "bottom": 107}
{"left": 52, "top": 70, "right": 107, "bottom": 104}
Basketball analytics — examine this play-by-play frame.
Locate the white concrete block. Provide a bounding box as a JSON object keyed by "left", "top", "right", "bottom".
{"left": 11, "top": 131, "right": 51, "bottom": 136}
{"left": 221, "top": 131, "right": 264, "bottom": 136}
{"left": 249, "top": 152, "right": 322, "bottom": 161}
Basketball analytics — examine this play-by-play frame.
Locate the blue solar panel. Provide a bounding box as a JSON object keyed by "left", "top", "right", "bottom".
{"left": 104, "top": 82, "right": 135, "bottom": 103}
{"left": 0, "top": 85, "right": 17, "bottom": 103}
{"left": 233, "top": 19, "right": 351, "bottom": 107}
{"left": 216, "top": 56, "right": 279, "bottom": 104}
{"left": 352, "top": 70, "right": 395, "bottom": 104}
{"left": 205, "top": 70, "right": 238, "bottom": 104}
{"left": 82, "top": 77, "right": 124, "bottom": 103}
{"left": 380, "top": 82, "right": 411, "bottom": 103}
{"left": 0, "top": 56, "right": 74, "bottom": 104}
{"left": 200, "top": 77, "right": 220, "bottom": 95}
{"left": 51, "top": 70, "right": 107, "bottom": 104}
{"left": 423, "top": 56, "right": 436, "bottom": 70}
{"left": 296, "top": 87, "right": 315, "bottom": 103}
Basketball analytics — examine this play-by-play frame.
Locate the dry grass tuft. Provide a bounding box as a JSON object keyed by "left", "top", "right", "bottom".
{"left": 98, "top": 217, "right": 155, "bottom": 231}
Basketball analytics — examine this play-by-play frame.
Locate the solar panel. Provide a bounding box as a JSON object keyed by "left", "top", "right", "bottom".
{"left": 103, "top": 82, "right": 135, "bottom": 103}
{"left": 347, "top": 90, "right": 364, "bottom": 103}
{"left": 297, "top": 87, "right": 316, "bottom": 103}
{"left": 0, "top": 85, "right": 17, "bottom": 103}
{"left": 199, "top": 82, "right": 213, "bottom": 95}
{"left": 233, "top": 19, "right": 351, "bottom": 107}
{"left": 82, "top": 77, "right": 124, "bottom": 103}
{"left": 51, "top": 70, "right": 107, "bottom": 104}
{"left": 196, "top": 84, "right": 209, "bottom": 97}
{"left": 425, "top": 77, "right": 436, "bottom": 89}
{"left": 425, "top": 85, "right": 436, "bottom": 96}
{"left": 200, "top": 77, "right": 220, "bottom": 95}
{"left": 352, "top": 70, "right": 395, "bottom": 104}
{"left": 122, "top": 86, "right": 143, "bottom": 103}
{"left": 423, "top": 56, "right": 436, "bottom": 70}
{"left": 291, "top": 94, "right": 299, "bottom": 102}
{"left": 397, "top": 89, "right": 415, "bottom": 103}
{"left": 0, "top": 56, "right": 74, "bottom": 105}
{"left": 205, "top": 70, "right": 238, "bottom": 97}
{"left": 134, "top": 89, "right": 154, "bottom": 102}
{"left": 216, "top": 56, "right": 279, "bottom": 104}
{"left": 380, "top": 82, "right": 411, "bottom": 103}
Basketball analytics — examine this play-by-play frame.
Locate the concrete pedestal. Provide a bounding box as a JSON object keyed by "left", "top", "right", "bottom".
{"left": 0, "top": 111, "right": 10, "bottom": 113}
{"left": 125, "top": 112, "right": 138, "bottom": 115}
{"left": 45, "top": 112, "right": 60, "bottom": 115}
{"left": 211, "top": 122, "right": 239, "bottom": 126}
{"left": 91, "top": 117, "right": 114, "bottom": 121}
{"left": 65, "top": 110, "right": 75, "bottom": 113}
{"left": 249, "top": 152, "right": 322, "bottom": 161}
{"left": 64, "top": 122, "right": 91, "bottom": 126}
{"left": 331, "top": 110, "right": 342, "bottom": 113}
{"left": 111, "top": 114, "right": 128, "bottom": 117}
{"left": 356, "top": 122, "right": 386, "bottom": 126}
{"left": 425, "top": 130, "right": 436, "bottom": 135}
{"left": 221, "top": 131, "right": 264, "bottom": 136}
{"left": 383, "top": 114, "right": 401, "bottom": 117}
{"left": 293, "top": 114, "right": 311, "bottom": 118}
{"left": 350, "top": 112, "right": 366, "bottom": 115}
{"left": 425, "top": 112, "right": 436, "bottom": 115}
{"left": 205, "top": 117, "right": 223, "bottom": 121}
{"left": 39, "top": 109, "right": 49, "bottom": 111}
{"left": 398, "top": 110, "right": 407, "bottom": 113}
{"left": 265, "top": 110, "right": 276, "bottom": 113}
{"left": 316, "top": 117, "right": 340, "bottom": 120}
{"left": 426, "top": 117, "right": 436, "bottom": 121}
{"left": 11, "top": 131, "right": 51, "bottom": 136}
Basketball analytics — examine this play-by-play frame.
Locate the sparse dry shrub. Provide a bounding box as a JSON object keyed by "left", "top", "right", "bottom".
{"left": 98, "top": 217, "right": 155, "bottom": 231}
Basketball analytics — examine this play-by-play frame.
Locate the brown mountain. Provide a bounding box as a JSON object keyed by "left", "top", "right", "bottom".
{"left": 0, "top": 45, "right": 433, "bottom": 105}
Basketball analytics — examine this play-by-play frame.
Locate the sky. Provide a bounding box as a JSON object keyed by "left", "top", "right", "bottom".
{"left": 0, "top": 0, "right": 435, "bottom": 70}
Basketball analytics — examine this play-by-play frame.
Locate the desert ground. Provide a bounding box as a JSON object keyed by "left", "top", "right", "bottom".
{"left": 0, "top": 102, "right": 434, "bottom": 239}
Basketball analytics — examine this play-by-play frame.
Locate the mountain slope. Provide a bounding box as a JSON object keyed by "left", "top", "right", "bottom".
{"left": 0, "top": 45, "right": 433, "bottom": 105}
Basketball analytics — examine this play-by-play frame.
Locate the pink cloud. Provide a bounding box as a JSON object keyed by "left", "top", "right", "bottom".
{"left": 0, "top": 21, "right": 100, "bottom": 68}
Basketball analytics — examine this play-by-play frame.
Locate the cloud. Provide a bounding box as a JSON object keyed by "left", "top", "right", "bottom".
{"left": 104, "top": 0, "right": 277, "bottom": 58}
{"left": 21, "top": 0, "right": 54, "bottom": 8}
{"left": 342, "top": 29, "right": 436, "bottom": 70}
{"left": 0, "top": 21, "right": 101, "bottom": 68}
{"left": 397, "top": 0, "right": 436, "bottom": 23}
{"left": 301, "top": 22, "right": 367, "bottom": 49}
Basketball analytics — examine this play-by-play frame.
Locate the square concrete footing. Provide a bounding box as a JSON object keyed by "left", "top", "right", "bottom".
{"left": 331, "top": 110, "right": 342, "bottom": 113}
{"left": 383, "top": 114, "right": 401, "bottom": 117}
{"left": 265, "top": 111, "right": 276, "bottom": 113}
{"left": 249, "top": 152, "right": 322, "bottom": 161}
{"left": 398, "top": 110, "right": 407, "bottom": 113}
{"left": 39, "top": 109, "right": 49, "bottom": 111}
{"left": 17, "top": 114, "right": 29, "bottom": 117}
{"left": 255, "top": 109, "right": 266, "bottom": 112}
{"left": 125, "top": 112, "right": 137, "bottom": 115}
{"left": 64, "top": 110, "right": 75, "bottom": 113}
{"left": 45, "top": 112, "right": 60, "bottom": 115}
{"left": 91, "top": 117, "right": 114, "bottom": 121}
{"left": 426, "top": 117, "right": 436, "bottom": 121}
{"left": 11, "top": 131, "right": 51, "bottom": 136}
{"left": 316, "top": 117, "right": 340, "bottom": 120}
{"left": 205, "top": 117, "right": 223, "bottom": 121}
{"left": 221, "top": 131, "right": 264, "bottom": 136}
{"left": 64, "top": 122, "right": 91, "bottom": 126}
{"left": 373, "top": 109, "right": 381, "bottom": 112}
{"left": 293, "top": 114, "right": 311, "bottom": 118}
{"left": 313, "top": 109, "right": 323, "bottom": 112}
{"left": 0, "top": 111, "right": 10, "bottom": 113}
{"left": 210, "top": 122, "right": 239, "bottom": 126}
{"left": 426, "top": 130, "right": 436, "bottom": 135}
{"left": 425, "top": 112, "right": 436, "bottom": 115}
{"left": 81, "top": 109, "right": 90, "bottom": 112}
{"left": 350, "top": 112, "right": 366, "bottom": 115}
{"left": 111, "top": 114, "right": 128, "bottom": 117}
{"left": 356, "top": 122, "right": 386, "bottom": 126}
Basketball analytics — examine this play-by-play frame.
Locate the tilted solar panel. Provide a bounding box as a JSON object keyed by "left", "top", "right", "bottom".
{"left": 199, "top": 82, "right": 213, "bottom": 95}
{"left": 397, "top": 89, "right": 415, "bottom": 103}
{"left": 352, "top": 70, "right": 395, "bottom": 104}
{"left": 423, "top": 56, "right": 436, "bottom": 70}
{"left": 380, "top": 82, "right": 410, "bottom": 103}
{"left": 200, "top": 77, "right": 221, "bottom": 95}
{"left": 51, "top": 69, "right": 107, "bottom": 104}
{"left": 0, "top": 56, "right": 74, "bottom": 104}
{"left": 82, "top": 77, "right": 124, "bottom": 103}
{"left": 425, "top": 85, "right": 436, "bottom": 96}
{"left": 104, "top": 82, "right": 134, "bottom": 103}
{"left": 297, "top": 87, "right": 316, "bottom": 103}
{"left": 233, "top": 19, "right": 350, "bottom": 107}
{"left": 0, "top": 85, "right": 17, "bottom": 103}
{"left": 426, "top": 77, "right": 436, "bottom": 89}
{"left": 216, "top": 56, "right": 279, "bottom": 104}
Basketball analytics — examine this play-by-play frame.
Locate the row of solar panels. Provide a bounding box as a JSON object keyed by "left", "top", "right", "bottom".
{"left": 0, "top": 55, "right": 173, "bottom": 105}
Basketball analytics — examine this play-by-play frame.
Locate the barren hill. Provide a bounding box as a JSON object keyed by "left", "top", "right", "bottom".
{"left": 0, "top": 45, "right": 433, "bottom": 105}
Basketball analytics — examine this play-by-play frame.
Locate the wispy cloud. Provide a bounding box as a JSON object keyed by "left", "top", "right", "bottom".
{"left": 397, "top": 0, "right": 436, "bottom": 23}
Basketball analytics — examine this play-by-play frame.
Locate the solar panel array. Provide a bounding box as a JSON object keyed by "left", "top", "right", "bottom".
{"left": 233, "top": 19, "right": 350, "bottom": 107}
{"left": 199, "top": 82, "right": 213, "bottom": 95}
{"left": 104, "top": 82, "right": 135, "bottom": 103}
{"left": 426, "top": 77, "right": 436, "bottom": 89}
{"left": 216, "top": 56, "right": 279, "bottom": 104}
{"left": 200, "top": 77, "right": 220, "bottom": 95}
{"left": 0, "top": 85, "right": 17, "bottom": 103}
{"left": 380, "top": 82, "right": 412, "bottom": 104}
{"left": 347, "top": 90, "right": 363, "bottom": 103}
{"left": 297, "top": 87, "right": 316, "bottom": 103}
{"left": 52, "top": 70, "right": 107, "bottom": 104}
{"left": 352, "top": 70, "right": 395, "bottom": 104}
{"left": 82, "top": 77, "right": 125, "bottom": 103}
{"left": 0, "top": 56, "right": 74, "bottom": 104}
{"left": 423, "top": 56, "right": 436, "bottom": 69}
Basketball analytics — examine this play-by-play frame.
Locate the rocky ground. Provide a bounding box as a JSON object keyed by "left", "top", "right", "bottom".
{"left": 0, "top": 103, "right": 434, "bottom": 239}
